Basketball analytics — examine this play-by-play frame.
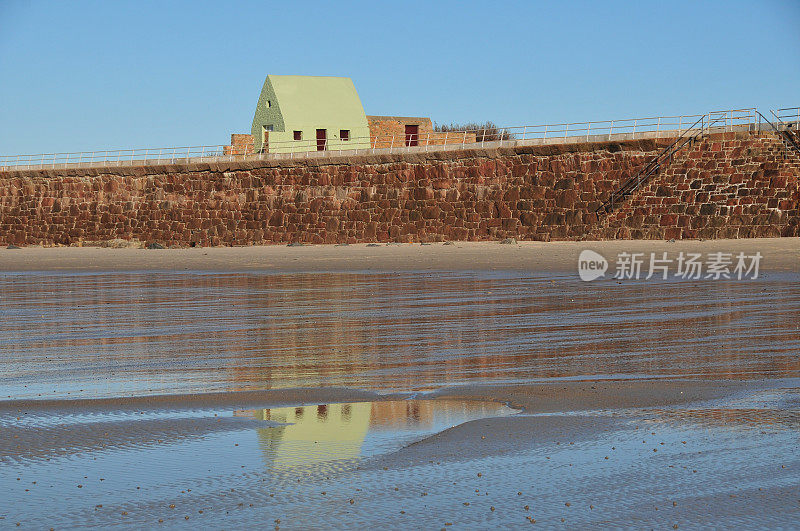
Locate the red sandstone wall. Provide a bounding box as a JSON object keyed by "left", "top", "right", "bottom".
{"left": 0, "top": 131, "right": 797, "bottom": 246}
{"left": 593, "top": 132, "right": 800, "bottom": 239}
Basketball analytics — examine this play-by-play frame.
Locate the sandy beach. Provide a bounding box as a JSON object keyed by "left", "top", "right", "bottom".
{"left": 1, "top": 237, "right": 798, "bottom": 528}
{"left": 2, "top": 379, "right": 798, "bottom": 528}
{"left": 0, "top": 237, "right": 797, "bottom": 273}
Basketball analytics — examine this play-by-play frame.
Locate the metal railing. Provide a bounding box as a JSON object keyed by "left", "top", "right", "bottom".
{"left": 774, "top": 107, "right": 800, "bottom": 125}
{"left": 769, "top": 107, "right": 800, "bottom": 156}
{"left": 596, "top": 108, "right": 763, "bottom": 216}
{"left": 0, "top": 107, "right": 764, "bottom": 171}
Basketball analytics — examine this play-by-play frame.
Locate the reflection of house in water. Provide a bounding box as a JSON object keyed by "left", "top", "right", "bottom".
{"left": 236, "top": 402, "right": 372, "bottom": 468}
{"left": 235, "top": 399, "right": 514, "bottom": 469}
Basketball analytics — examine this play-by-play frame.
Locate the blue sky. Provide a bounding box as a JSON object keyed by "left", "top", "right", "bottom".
{"left": 1, "top": 0, "right": 798, "bottom": 154}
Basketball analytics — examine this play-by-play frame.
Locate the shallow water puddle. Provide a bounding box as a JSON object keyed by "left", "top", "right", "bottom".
{"left": 2, "top": 394, "right": 798, "bottom": 528}
{"left": 234, "top": 399, "right": 519, "bottom": 468}
{"left": 0, "top": 398, "right": 517, "bottom": 527}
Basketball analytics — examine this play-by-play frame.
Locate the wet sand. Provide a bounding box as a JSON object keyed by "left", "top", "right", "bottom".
{"left": 1, "top": 238, "right": 798, "bottom": 528}
{"left": 0, "top": 237, "right": 797, "bottom": 272}
{"left": 0, "top": 379, "right": 750, "bottom": 414}
{"left": 2, "top": 379, "right": 798, "bottom": 528}
{"left": 2, "top": 266, "right": 798, "bottom": 401}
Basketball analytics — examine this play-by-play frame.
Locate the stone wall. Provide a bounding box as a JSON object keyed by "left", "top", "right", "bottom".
{"left": 0, "top": 131, "right": 797, "bottom": 246}
{"left": 592, "top": 132, "right": 800, "bottom": 239}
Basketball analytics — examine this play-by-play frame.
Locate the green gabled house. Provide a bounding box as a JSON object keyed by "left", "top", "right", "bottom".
{"left": 251, "top": 75, "right": 371, "bottom": 153}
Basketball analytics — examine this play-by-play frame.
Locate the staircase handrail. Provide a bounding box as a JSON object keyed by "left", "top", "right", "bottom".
{"left": 596, "top": 114, "right": 707, "bottom": 215}
{"left": 767, "top": 109, "right": 800, "bottom": 155}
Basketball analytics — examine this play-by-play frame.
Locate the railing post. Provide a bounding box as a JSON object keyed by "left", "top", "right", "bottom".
{"left": 443, "top": 132, "right": 448, "bottom": 149}
{"left": 462, "top": 130, "right": 466, "bottom": 149}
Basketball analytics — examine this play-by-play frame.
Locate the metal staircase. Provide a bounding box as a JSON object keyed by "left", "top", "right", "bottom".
{"left": 596, "top": 112, "right": 729, "bottom": 216}
{"left": 594, "top": 109, "right": 791, "bottom": 217}
{"left": 769, "top": 107, "right": 800, "bottom": 157}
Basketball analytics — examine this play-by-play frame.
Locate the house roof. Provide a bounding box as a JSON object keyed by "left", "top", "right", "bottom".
{"left": 266, "top": 75, "right": 368, "bottom": 127}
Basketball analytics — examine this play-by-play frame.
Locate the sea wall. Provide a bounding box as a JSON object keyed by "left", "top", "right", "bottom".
{"left": 0, "top": 131, "right": 797, "bottom": 246}
{"left": 593, "top": 132, "right": 800, "bottom": 239}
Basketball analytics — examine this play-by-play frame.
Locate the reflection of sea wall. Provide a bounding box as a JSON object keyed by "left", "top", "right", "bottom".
{"left": 224, "top": 274, "right": 800, "bottom": 390}
{"left": 14, "top": 271, "right": 797, "bottom": 398}
{"left": 227, "top": 273, "right": 549, "bottom": 390}
{"left": 646, "top": 407, "right": 800, "bottom": 431}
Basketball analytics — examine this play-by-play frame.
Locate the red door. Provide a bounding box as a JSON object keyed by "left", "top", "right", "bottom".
{"left": 316, "top": 129, "right": 327, "bottom": 151}
{"left": 405, "top": 124, "right": 419, "bottom": 147}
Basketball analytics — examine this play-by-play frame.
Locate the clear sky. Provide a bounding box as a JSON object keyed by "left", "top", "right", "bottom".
{"left": 1, "top": 0, "right": 798, "bottom": 154}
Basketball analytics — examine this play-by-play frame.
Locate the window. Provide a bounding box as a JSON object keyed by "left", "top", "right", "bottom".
{"left": 294, "top": 131, "right": 302, "bottom": 141}
{"left": 263, "top": 124, "right": 274, "bottom": 132}
{"left": 340, "top": 129, "right": 350, "bottom": 141}
{"left": 266, "top": 100, "right": 272, "bottom": 108}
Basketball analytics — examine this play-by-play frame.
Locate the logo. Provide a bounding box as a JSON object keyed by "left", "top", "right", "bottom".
{"left": 577, "top": 249, "right": 762, "bottom": 281}
{"left": 578, "top": 250, "right": 608, "bottom": 281}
